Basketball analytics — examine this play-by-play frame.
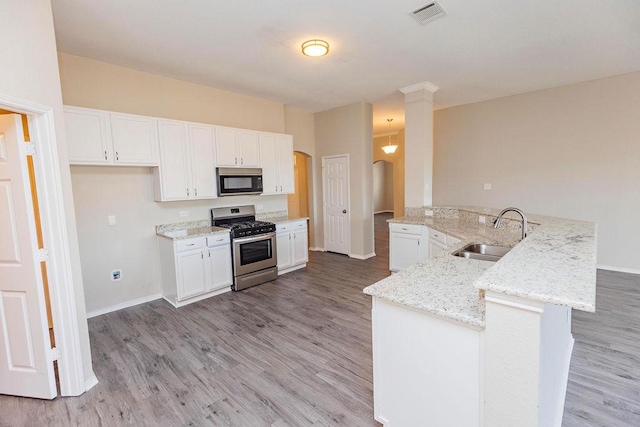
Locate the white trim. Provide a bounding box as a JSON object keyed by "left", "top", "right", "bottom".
{"left": 554, "top": 337, "right": 575, "bottom": 427}
{"left": 400, "top": 81, "right": 439, "bottom": 94}
{"left": 373, "top": 131, "right": 400, "bottom": 139}
{"left": 322, "top": 154, "right": 351, "bottom": 256}
{"left": 278, "top": 263, "right": 307, "bottom": 275}
{"left": 86, "top": 293, "right": 162, "bottom": 318}
{"left": 350, "top": 252, "right": 376, "bottom": 260}
{"left": 164, "top": 286, "right": 231, "bottom": 308}
{"left": 0, "top": 94, "right": 87, "bottom": 396}
{"left": 597, "top": 264, "right": 640, "bottom": 275}
{"left": 84, "top": 374, "right": 99, "bottom": 392}
{"left": 484, "top": 291, "right": 545, "bottom": 313}
{"left": 308, "top": 247, "right": 325, "bottom": 252}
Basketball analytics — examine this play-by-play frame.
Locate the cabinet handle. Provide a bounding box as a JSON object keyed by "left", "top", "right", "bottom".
{"left": 195, "top": 188, "right": 198, "bottom": 197}
{"left": 276, "top": 185, "right": 278, "bottom": 192}
{"left": 241, "top": 157, "right": 244, "bottom": 165}
{"left": 116, "top": 151, "right": 119, "bottom": 161}
{"left": 280, "top": 185, "right": 282, "bottom": 192}
{"left": 208, "top": 250, "right": 211, "bottom": 258}
{"left": 187, "top": 188, "right": 190, "bottom": 197}
{"left": 187, "top": 243, "right": 195, "bottom": 246}
{"left": 289, "top": 234, "right": 291, "bottom": 240}
{"left": 104, "top": 150, "right": 108, "bottom": 160}
{"left": 235, "top": 157, "right": 238, "bottom": 164}
{"left": 201, "top": 252, "right": 203, "bottom": 259}
{"left": 216, "top": 238, "right": 223, "bottom": 242}
{"left": 402, "top": 227, "right": 409, "bottom": 231}
{"left": 418, "top": 239, "right": 420, "bottom": 245}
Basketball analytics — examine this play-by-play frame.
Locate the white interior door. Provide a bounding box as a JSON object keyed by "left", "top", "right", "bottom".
{"left": 323, "top": 155, "right": 350, "bottom": 255}
{"left": 0, "top": 114, "right": 56, "bottom": 399}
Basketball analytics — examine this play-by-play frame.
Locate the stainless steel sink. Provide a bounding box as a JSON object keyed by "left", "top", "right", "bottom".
{"left": 452, "top": 243, "right": 512, "bottom": 262}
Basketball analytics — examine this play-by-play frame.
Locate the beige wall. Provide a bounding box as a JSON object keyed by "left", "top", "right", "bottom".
{"left": 59, "top": 53, "right": 285, "bottom": 133}
{"left": 434, "top": 71, "right": 640, "bottom": 271}
{"left": 284, "top": 106, "right": 316, "bottom": 247}
{"left": 373, "top": 160, "right": 394, "bottom": 213}
{"left": 374, "top": 130, "right": 405, "bottom": 217}
{"left": 314, "top": 102, "right": 374, "bottom": 257}
{"left": 0, "top": 1, "right": 94, "bottom": 388}
{"left": 58, "top": 54, "right": 292, "bottom": 313}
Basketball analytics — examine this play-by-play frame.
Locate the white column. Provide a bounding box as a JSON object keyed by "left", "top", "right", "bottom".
{"left": 400, "top": 82, "right": 438, "bottom": 209}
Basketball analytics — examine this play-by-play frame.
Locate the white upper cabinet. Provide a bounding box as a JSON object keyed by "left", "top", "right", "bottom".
{"left": 64, "top": 106, "right": 112, "bottom": 164}
{"left": 110, "top": 112, "right": 158, "bottom": 165}
{"left": 215, "top": 126, "right": 260, "bottom": 167}
{"left": 259, "top": 133, "right": 294, "bottom": 195}
{"left": 65, "top": 106, "right": 158, "bottom": 166}
{"left": 156, "top": 120, "right": 191, "bottom": 200}
{"left": 189, "top": 124, "right": 217, "bottom": 199}
{"left": 154, "top": 121, "right": 217, "bottom": 201}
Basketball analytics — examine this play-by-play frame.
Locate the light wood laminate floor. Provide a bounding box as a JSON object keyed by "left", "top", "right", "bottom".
{"left": 1, "top": 213, "right": 639, "bottom": 426}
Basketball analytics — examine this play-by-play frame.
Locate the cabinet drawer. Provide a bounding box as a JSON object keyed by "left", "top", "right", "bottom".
{"left": 176, "top": 237, "right": 204, "bottom": 252}
{"left": 276, "top": 223, "right": 291, "bottom": 233}
{"left": 390, "top": 223, "right": 424, "bottom": 235}
{"left": 447, "top": 235, "right": 462, "bottom": 246}
{"left": 206, "top": 233, "right": 230, "bottom": 247}
{"left": 292, "top": 220, "right": 307, "bottom": 230}
{"left": 430, "top": 229, "right": 447, "bottom": 244}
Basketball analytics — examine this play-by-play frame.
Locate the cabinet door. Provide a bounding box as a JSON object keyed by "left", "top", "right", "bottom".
{"left": 215, "top": 126, "right": 238, "bottom": 166}
{"left": 110, "top": 113, "right": 158, "bottom": 165}
{"left": 276, "top": 232, "right": 292, "bottom": 270}
{"left": 176, "top": 250, "right": 207, "bottom": 300}
{"left": 189, "top": 123, "right": 217, "bottom": 199}
{"left": 389, "top": 233, "right": 421, "bottom": 271}
{"left": 430, "top": 241, "right": 446, "bottom": 258}
{"left": 276, "top": 134, "right": 295, "bottom": 194}
{"left": 158, "top": 120, "right": 190, "bottom": 200}
{"left": 207, "top": 245, "right": 232, "bottom": 291}
{"left": 292, "top": 226, "right": 309, "bottom": 265}
{"left": 64, "top": 106, "right": 111, "bottom": 164}
{"left": 238, "top": 129, "right": 260, "bottom": 167}
{"left": 259, "top": 133, "right": 278, "bottom": 195}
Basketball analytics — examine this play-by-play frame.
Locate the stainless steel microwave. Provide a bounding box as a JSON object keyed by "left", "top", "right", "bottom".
{"left": 217, "top": 168, "right": 263, "bottom": 196}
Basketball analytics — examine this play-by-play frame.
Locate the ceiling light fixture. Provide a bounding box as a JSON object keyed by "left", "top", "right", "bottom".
{"left": 301, "top": 39, "right": 329, "bottom": 57}
{"left": 382, "top": 118, "right": 398, "bottom": 154}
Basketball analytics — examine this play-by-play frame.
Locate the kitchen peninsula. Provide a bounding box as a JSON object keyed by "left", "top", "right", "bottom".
{"left": 364, "top": 206, "right": 597, "bottom": 427}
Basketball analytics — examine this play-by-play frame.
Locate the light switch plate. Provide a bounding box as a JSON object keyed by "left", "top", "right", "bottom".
{"left": 483, "top": 183, "right": 492, "bottom": 190}
{"left": 107, "top": 215, "right": 116, "bottom": 226}
{"left": 179, "top": 211, "right": 189, "bottom": 217}
{"left": 478, "top": 216, "right": 486, "bottom": 224}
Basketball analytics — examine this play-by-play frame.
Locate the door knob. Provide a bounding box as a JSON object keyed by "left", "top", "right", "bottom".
{"left": 342, "top": 209, "right": 347, "bottom": 214}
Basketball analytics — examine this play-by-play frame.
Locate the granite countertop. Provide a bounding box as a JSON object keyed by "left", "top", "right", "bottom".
{"left": 256, "top": 210, "right": 309, "bottom": 224}
{"left": 270, "top": 216, "right": 309, "bottom": 224}
{"left": 363, "top": 206, "right": 597, "bottom": 328}
{"left": 156, "top": 220, "right": 230, "bottom": 240}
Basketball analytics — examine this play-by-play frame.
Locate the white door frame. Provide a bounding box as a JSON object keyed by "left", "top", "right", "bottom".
{"left": 322, "top": 154, "right": 351, "bottom": 256}
{"left": 0, "top": 93, "right": 87, "bottom": 396}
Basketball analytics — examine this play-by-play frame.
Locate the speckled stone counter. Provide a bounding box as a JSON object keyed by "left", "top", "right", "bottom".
{"left": 156, "top": 220, "right": 230, "bottom": 240}
{"left": 364, "top": 206, "right": 597, "bottom": 327}
{"left": 267, "top": 216, "right": 309, "bottom": 224}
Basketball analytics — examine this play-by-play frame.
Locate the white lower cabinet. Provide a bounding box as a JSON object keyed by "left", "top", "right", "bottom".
{"left": 429, "top": 229, "right": 462, "bottom": 258}
{"left": 372, "top": 297, "right": 481, "bottom": 426}
{"left": 389, "top": 223, "right": 429, "bottom": 271}
{"left": 158, "top": 233, "right": 232, "bottom": 307}
{"left": 276, "top": 220, "right": 308, "bottom": 274}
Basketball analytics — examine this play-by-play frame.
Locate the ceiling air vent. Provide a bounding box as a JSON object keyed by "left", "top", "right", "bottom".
{"left": 410, "top": 1, "right": 447, "bottom": 25}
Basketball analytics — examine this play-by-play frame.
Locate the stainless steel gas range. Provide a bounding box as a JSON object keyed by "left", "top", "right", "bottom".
{"left": 211, "top": 205, "right": 277, "bottom": 291}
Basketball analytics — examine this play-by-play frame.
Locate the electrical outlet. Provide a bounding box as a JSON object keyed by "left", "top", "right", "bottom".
{"left": 478, "top": 216, "right": 486, "bottom": 224}
{"left": 483, "top": 183, "right": 492, "bottom": 190}
{"left": 107, "top": 215, "right": 116, "bottom": 226}
{"left": 111, "top": 269, "right": 122, "bottom": 281}
{"left": 179, "top": 211, "right": 189, "bottom": 217}
{"left": 424, "top": 209, "right": 434, "bottom": 216}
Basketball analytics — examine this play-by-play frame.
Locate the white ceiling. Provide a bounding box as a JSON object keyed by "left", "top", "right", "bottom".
{"left": 51, "top": 0, "right": 640, "bottom": 134}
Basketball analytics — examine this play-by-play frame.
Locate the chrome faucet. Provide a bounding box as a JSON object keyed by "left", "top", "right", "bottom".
{"left": 494, "top": 207, "right": 528, "bottom": 240}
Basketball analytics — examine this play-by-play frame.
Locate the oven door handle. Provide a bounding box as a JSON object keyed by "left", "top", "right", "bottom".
{"left": 233, "top": 232, "right": 276, "bottom": 244}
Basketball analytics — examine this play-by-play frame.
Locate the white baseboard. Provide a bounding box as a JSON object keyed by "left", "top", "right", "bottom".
{"left": 597, "top": 264, "right": 640, "bottom": 275}
{"left": 309, "top": 247, "right": 325, "bottom": 252}
{"left": 84, "top": 374, "right": 99, "bottom": 392}
{"left": 350, "top": 252, "right": 376, "bottom": 260}
{"left": 86, "top": 293, "right": 162, "bottom": 319}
